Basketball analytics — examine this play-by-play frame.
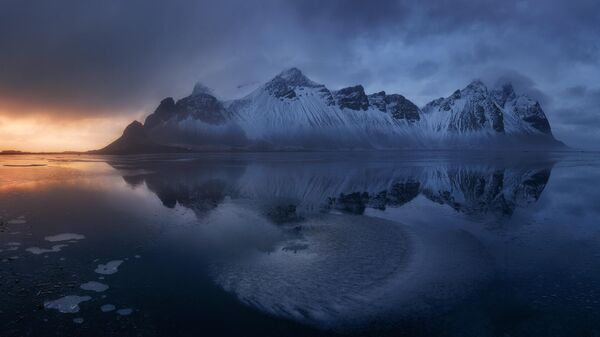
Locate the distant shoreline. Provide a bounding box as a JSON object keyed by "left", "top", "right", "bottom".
{"left": 1, "top": 148, "right": 596, "bottom": 156}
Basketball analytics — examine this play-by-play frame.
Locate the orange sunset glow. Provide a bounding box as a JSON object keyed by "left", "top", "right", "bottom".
{"left": 0, "top": 111, "right": 141, "bottom": 153}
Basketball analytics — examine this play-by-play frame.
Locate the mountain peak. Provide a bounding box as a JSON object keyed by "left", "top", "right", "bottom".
{"left": 334, "top": 85, "right": 369, "bottom": 111}
{"left": 465, "top": 80, "right": 487, "bottom": 92}
{"left": 492, "top": 81, "right": 517, "bottom": 107}
{"left": 93, "top": 118, "right": 190, "bottom": 155}
{"left": 123, "top": 121, "right": 144, "bottom": 136}
{"left": 278, "top": 67, "right": 304, "bottom": 79}
{"left": 119, "top": 120, "right": 148, "bottom": 142}
{"left": 261, "top": 67, "right": 321, "bottom": 99}
{"left": 192, "top": 82, "right": 214, "bottom": 96}
{"left": 272, "top": 67, "right": 318, "bottom": 87}
{"left": 495, "top": 81, "right": 514, "bottom": 93}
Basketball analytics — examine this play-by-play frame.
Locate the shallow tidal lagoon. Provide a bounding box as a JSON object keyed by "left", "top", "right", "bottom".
{"left": 1, "top": 151, "right": 600, "bottom": 336}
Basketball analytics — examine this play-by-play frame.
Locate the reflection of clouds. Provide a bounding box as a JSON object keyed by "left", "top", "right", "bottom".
{"left": 210, "top": 211, "right": 412, "bottom": 326}
{"left": 207, "top": 205, "right": 492, "bottom": 328}
{"left": 199, "top": 200, "right": 285, "bottom": 254}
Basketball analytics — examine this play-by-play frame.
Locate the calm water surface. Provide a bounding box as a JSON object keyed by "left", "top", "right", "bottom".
{"left": 1, "top": 152, "right": 599, "bottom": 337}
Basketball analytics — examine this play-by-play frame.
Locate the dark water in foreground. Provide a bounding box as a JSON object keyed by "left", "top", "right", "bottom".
{"left": 1, "top": 152, "right": 600, "bottom": 337}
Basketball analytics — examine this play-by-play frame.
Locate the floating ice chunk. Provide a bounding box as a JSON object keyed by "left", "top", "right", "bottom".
{"left": 134, "top": 255, "right": 141, "bottom": 259}
{"left": 116, "top": 308, "right": 133, "bottom": 316}
{"left": 26, "top": 244, "right": 68, "bottom": 255}
{"left": 44, "top": 295, "right": 91, "bottom": 313}
{"left": 73, "top": 317, "right": 84, "bottom": 324}
{"left": 95, "top": 260, "right": 123, "bottom": 275}
{"left": 80, "top": 281, "right": 109, "bottom": 292}
{"left": 45, "top": 233, "right": 85, "bottom": 242}
{"left": 6, "top": 242, "right": 21, "bottom": 246}
{"left": 100, "top": 304, "right": 116, "bottom": 312}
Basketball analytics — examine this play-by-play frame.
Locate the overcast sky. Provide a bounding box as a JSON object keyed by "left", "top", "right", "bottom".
{"left": 0, "top": 0, "right": 599, "bottom": 150}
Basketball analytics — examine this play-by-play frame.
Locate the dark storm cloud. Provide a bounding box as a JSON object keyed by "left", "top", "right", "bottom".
{"left": 0, "top": 0, "right": 277, "bottom": 116}
{"left": 0, "top": 0, "right": 599, "bottom": 147}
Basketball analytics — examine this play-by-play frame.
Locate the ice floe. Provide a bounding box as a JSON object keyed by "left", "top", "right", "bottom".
{"left": 73, "top": 317, "right": 84, "bottom": 324}
{"left": 26, "top": 244, "right": 68, "bottom": 255}
{"left": 44, "top": 295, "right": 92, "bottom": 313}
{"left": 116, "top": 308, "right": 133, "bottom": 316}
{"left": 45, "top": 233, "right": 85, "bottom": 242}
{"left": 100, "top": 304, "right": 116, "bottom": 312}
{"left": 80, "top": 281, "right": 109, "bottom": 292}
{"left": 95, "top": 260, "right": 123, "bottom": 275}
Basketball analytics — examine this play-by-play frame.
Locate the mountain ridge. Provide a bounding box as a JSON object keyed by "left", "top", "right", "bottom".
{"left": 95, "top": 68, "right": 564, "bottom": 154}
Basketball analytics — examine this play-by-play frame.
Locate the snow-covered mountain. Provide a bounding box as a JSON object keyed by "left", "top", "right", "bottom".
{"left": 97, "top": 68, "right": 563, "bottom": 153}
{"left": 421, "top": 80, "right": 556, "bottom": 147}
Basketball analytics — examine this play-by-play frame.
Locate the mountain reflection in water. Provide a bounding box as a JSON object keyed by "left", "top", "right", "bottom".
{"left": 110, "top": 153, "right": 552, "bottom": 219}
{"left": 5, "top": 152, "right": 599, "bottom": 337}
{"left": 105, "top": 153, "right": 553, "bottom": 329}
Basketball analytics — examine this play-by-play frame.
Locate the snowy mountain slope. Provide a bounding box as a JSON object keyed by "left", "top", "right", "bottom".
{"left": 225, "top": 68, "right": 423, "bottom": 149}
{"left": 420, "top": 80, "right": 558, "bottom": 147}
{"left": 99, "top": 67, "right": 563, "bottom": 153}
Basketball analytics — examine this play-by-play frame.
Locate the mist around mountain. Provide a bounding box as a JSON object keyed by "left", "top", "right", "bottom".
{"left": 95, "top": 68, "right": 565, "bottom": 154}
